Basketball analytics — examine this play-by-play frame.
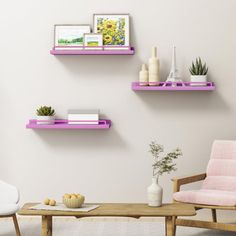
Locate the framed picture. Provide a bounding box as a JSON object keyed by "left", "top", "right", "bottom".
{"left": 84, "top": 33, "right": 103, "bottom": 49}
{"left": 54, "top": 24, "right": 91, "bottom": 47}
{"left": 93, "top": 14, "right": 130, "bottom": 48}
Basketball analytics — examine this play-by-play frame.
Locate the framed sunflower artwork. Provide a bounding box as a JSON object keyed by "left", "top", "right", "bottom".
{"left": 93, "top": 14, "right": 130, "bottom": 49}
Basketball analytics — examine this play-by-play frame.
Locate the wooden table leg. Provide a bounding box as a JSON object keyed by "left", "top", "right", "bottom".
{"left": 42, "top": 216, "right": 52, "bottom": 236}
{"left": 172, "top": 216, "right": 176, "bottom": 236}
{"left": 165, "top": 216, "right": 174, "bottom": 236}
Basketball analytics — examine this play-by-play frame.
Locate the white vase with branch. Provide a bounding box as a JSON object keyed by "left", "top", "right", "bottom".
{"left": 147, "top": 141, "right": 182, "bottom": 207}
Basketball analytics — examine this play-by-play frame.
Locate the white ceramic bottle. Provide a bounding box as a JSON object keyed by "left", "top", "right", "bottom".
{"left": 147, "top": 177, "right": 163, "bottom": 207}
{"left": 139, "top": 64, "right": 148, "bottom": 86}
{"left": 149, "top": 47, "right": 160, "bottom": 86}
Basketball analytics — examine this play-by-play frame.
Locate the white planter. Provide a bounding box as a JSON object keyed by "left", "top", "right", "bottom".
{"left": 190, "top": 75, "right": 207, "bottom": 83}
{"left": 36, "top": 116, "right": 55, "bottom": 125}
{"left": 147, "top": 177, "right": 163, "bottom": 207}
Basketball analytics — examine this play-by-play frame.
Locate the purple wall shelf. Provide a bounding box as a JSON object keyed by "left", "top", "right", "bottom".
{"left": 50, "top": 47, "right": 135, "bottom": 55}
{"left": 26, "top": 119, "right": 111, "bottom": 130}
{"left": 132, "top": 82, "right": 215, "bottom": 91}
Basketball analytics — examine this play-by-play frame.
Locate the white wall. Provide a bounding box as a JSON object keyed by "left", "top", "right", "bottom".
{"left": 1, "top": 0, "right": 236, "bottom": 204}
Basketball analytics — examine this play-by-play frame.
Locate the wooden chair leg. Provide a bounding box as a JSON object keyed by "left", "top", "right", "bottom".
{"left": 12, "top": 214, "right": 21, "bottom": 236}
{"left": 211, "top": 209, "right": 217, "bottom": 222}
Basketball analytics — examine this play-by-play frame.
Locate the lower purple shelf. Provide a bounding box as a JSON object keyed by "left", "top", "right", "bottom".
{"left": 132, "top": 82, "right": 215, "bottom": 91}
{"left": 26, "top": 119, "right": 111, "bottom": 130}
{"left": 50, "top": 47, "right": 135, "bottom": 55}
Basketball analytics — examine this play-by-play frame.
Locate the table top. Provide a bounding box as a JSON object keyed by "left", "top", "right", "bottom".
{"left": 18, "top": 203, "right": 196, "bottom": 217}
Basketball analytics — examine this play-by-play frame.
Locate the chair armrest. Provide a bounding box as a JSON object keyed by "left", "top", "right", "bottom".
{"left": 172, "top": 173, "right": 206, "bottom": 193}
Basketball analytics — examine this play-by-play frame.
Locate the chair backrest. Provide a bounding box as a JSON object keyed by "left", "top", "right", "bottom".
{"left": 0, "top": 180, "right": 19, "bottom": 204}
{"left": 202, "top": 140, "right": 236, "bottom": 191}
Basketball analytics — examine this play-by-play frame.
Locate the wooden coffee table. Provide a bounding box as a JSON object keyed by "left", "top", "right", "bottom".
{"left": 18, "top": 203, "right": 195, "bottom": 236}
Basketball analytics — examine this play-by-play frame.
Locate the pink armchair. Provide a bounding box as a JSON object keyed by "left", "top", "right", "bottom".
{"left": 172, "top": 140, "right": 236, "bottom": 234}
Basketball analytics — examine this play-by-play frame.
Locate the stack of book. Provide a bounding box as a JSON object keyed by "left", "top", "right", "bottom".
{"left": 68, "top": 109, "right": 99, "bottom": 125}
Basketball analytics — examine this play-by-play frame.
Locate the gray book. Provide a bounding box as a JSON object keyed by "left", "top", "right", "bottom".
{"left": 68, "top": 109, "right": 100, "bottom": 115}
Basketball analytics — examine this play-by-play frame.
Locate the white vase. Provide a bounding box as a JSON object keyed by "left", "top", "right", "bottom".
{"left": 139, "top": 64, "right": 148, "bottom": 86}
{"left": 148, "top": 47, "right": 160, "bottom": 86}
{"left": 147, "top": 177, "right": 163, "bottom": 207}
{"left": 36, "top": 116, "right": 55, "bottom": 125}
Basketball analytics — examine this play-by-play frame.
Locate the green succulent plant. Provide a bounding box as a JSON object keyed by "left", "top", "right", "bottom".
{"left": 36, "top": 106, "right": 55, "bottom": 116}
{"left": 189, "top": 57, "right": 208, "bottom": 75}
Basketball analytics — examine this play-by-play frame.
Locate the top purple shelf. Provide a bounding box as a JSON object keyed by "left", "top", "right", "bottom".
{"left": 132, "top": 82, "right": 215, "bottom": 91}
{"left": 50, "top": 46, "right": 135, "bottom": 55}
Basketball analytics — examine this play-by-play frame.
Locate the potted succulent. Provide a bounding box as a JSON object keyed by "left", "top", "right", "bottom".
{"left": 189, "top": 57, "right": 208, "bottom": 85}
{"left": 36, "top": 106, "right": 55, "bottom": 125}
{"left": 147, "top": 141, "right": 182, "bottom": 207}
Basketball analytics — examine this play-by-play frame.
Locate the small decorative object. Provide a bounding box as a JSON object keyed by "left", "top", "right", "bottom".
{"left": 189, "top": 57, "right": 208, "bottom": 85}
{"left": 43, "top": 198, "right": 56, "bottom": 206}
{"left": 148, "top": 47, "right": 160, "bottom": 86}
{"left": 63, "top": 193, "right": 85, "bottom": 208}
{"left": 139, "top": 64, "right": 148, "bottom": 86}
{"left": 166, "top": 46, "right": 182, "bottom": 83}
{"left": 43, "top": 198, "right": 50, "bottom": 205}
{"left": 49, "top": 199, "right": 56, "bottom": 206}
{"left": 84, "top": 33, "right": 103, "bottom": 50}
{"left": 93, "top": 14, "right": 130, "bottom": 49}
{"left": 54, "top": 24, "right": 91, "bottom": 49}
{"left": 36, "top": 106, "right": 55, "bottom": 125}
{"left": 147, "top": 141, "right": 182, "bottom": 207}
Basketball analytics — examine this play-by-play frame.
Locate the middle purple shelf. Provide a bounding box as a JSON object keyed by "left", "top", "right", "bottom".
{"left": 132, "top": 82, "right": 215, "bottom": 91}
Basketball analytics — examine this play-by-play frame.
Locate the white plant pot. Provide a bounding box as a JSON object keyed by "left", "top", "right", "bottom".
{"left": 147, "top": 177, "right": 163, "bottom": 207}
{"left": 37, "top": 116, "right": 55, "bottom": 125}
{"left": 190, "top": 75, "right": 207, "bottom": 83}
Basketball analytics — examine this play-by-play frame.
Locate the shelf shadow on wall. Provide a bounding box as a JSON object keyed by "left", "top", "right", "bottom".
{"left": 132, "top": 90, "right": 229, "bottom": 112}
{"left": 52, "top": 55, "right": 141, "bottom": 79}
{"left": 31, "top": 125, "right": 127, "bottom": 150}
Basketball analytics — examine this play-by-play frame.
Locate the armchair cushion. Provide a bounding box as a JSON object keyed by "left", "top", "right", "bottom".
{"left": 174, "top": 189, "right": 236, "bottom": 206}
{"left": 0, "top": 203, "right": 20, "bottom": 216}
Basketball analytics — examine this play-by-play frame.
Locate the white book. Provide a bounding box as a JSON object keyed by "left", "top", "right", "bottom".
{"left": 68, "top": 114, "right": 99, "bottom": 120}
{"left": 68, "top": 109, "right": 99, "bottom": 121}
{"left": 68, "top": 121, "right": 99, "bottom": 125}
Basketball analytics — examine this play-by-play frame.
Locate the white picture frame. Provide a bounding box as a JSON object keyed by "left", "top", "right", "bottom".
{"left": 54, "top": 24, "right": 91, "bottom": 47}
{"left": 84, "top": 33, "right": 103, "bottom": 50}
{"left": 93, "top": 14, "right": 130, "bottom": 48}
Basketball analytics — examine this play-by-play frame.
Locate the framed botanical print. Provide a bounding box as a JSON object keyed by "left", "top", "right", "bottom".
{"left": 93, "top": 14, "right": 130, "bottom": 48}
{"left": 54, "top": 24, "right": 91, "bottom": 47}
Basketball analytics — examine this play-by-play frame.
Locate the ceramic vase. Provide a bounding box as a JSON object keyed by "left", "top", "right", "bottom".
{"left": 147, "top": 177, "right": 163, "bottom": 207}
{"left": 190, "top": 75, "right": 207, "bottom": 83}
{"left": 139, "top": 64, "right": 148, "bottom": 86}
{"left": 148, "top": 47, "right": 160, "bottom": 86}
{"left": 36, "top": 116, "right": 55, "bottom": 125}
